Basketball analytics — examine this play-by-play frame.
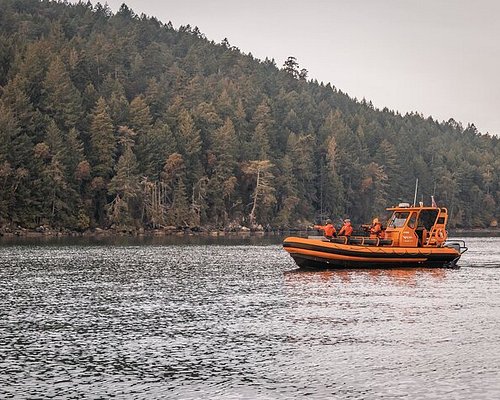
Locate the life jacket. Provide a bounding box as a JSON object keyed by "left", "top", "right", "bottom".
{"left": 369, "top": 222, "right": 382, "bottom": 238}
{"left": 315, "top": 223, "right": 336, "bottom": 238}
{"left": 323, "top": 224, "right": 336, "bottom": 237}
{"left": 339, "top": 223, "right": 353, "bottom": 237}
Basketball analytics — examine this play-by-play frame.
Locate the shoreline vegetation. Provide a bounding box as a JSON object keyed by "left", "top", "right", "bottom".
{"left": 1, "top": 224, "right": 497, "bottom": 239}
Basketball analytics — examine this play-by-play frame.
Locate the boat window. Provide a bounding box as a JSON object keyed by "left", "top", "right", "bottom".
{"left": 408, "top": 212, "right": 417, "bottom": 228}
{"left": 419, "top": 210, "right": 439, "bottom": 230}
{"left": 388, "top": 212, "right": 409, "bottom": 228}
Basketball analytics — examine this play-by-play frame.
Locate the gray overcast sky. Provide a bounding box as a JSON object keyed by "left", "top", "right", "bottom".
{"left": 81, "top": 0, "right": 500, "bottom": 135}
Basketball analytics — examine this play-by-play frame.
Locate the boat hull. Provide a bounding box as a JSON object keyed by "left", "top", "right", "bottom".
{"left": 283, "top": 237, "right": 461, "bottom": 269}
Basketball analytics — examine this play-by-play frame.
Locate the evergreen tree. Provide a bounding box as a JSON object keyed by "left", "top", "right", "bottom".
{"left": 167, "top": 178, "right": 192, "bottom": 227}
{"left": 105, "top": 78, "right": 130, "bottom": 126}
{"left": 41, "top": 157, "right": 73, "bottom": 226}
{"left": 107, "top": 137, "right": 140, "bottom": 228}
{"left": 89, "top": 97, "right": 116, "bottom": 178}
{"left": 370, "top": 138, "right": 404, "bottom": 209}
{"left": 128, "top": 95, "right": 152, "bottom": 134}
{"left": 1, "top": 75, "right": 44, "bottom": 142}
{"left": 175, "top": 109, "right": 205, "bottom": 207}
{"left": 88, "top": 97, "right": 116, "bottom": 225}
{"left": 0, "top": 102, "right": 19, "bottom": 220}
{"left": 44, "top": 120, "right": 65, "bottom": 160}
{"left": 42, "top": 57, "right": 82, "bottom": 129}
{"left": 274, "top": 155, "right": 299, "bottom": 227}
{"left": 283, "top": 56, "right": 299, "bottom": 78}
{"left": 160, "top": 153, "right": 194, "bottom": 226}
{"left": 249, "top": 99, "right": 273, "bottom": 159}
{"left": 207, "top": 117, "right": 238, "bottom": 224}
{"left": 138, "top": 121, "right": 177, "bottom": 179}
{"left": 321, "top": 135, "right": 344, "bottom": 219}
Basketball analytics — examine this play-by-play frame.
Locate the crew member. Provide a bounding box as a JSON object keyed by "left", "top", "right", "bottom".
{"left": 314, "top": 219, "right": 336, "bottom": 239}
{"left": 338, "top": 218, "right": 353, "bottom": 237}
{"left": 369, "top": 218, "right": 383, "bottom": 238}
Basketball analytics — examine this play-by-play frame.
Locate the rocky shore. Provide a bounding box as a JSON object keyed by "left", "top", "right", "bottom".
{"left": 0, "top": 224, "right": 310, "bottom": 239}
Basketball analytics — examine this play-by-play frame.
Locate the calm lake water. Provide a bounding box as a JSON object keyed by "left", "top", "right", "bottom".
{"left": 1, "top": 235, "right": 499, "bottom": 399}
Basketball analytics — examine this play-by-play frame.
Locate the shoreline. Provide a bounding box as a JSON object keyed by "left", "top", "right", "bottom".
{"left": 0, "top": 226, "right": 306, "bottom": 239}
{"left": 0, "top": 226, "right": 498, "bottom": 240}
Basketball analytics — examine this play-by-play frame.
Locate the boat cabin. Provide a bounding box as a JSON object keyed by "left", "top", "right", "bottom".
{"left": 384, "top": 203, "right": 448, "bottom": 247}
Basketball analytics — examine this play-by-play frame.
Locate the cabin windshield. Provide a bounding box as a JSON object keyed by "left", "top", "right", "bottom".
{"left": 388, "top": 211, "right": 410, "bottom": 228}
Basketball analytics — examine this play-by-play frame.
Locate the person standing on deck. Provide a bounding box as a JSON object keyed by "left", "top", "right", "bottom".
{"left": 338, "top": 219, "right": 353, "bottom": 237}
{"left": 314, "top": 219, "right": 337, "bottom": 239}
{"left": 369, "top": 218, "right": 383, "bottom": 238}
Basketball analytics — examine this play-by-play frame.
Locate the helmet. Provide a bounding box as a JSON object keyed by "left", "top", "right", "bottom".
{"left": 326, "top": 219, "right": 332, "bottom": 224}
{"left": 344, "top": 218, "right": 351, "bottom": 223}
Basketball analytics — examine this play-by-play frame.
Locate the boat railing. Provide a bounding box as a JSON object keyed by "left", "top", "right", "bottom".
{"left": 445, "top": 239, "right": 468, "bottom": 255}
{"left": 329, "top": 236, "right": 393, "bottom": 246}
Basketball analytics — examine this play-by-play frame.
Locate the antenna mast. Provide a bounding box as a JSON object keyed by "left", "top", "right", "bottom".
{"left": 413, "top": 178, "right": 419, "bottom": 207}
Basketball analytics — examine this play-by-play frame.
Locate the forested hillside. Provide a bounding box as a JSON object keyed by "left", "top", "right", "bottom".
{"left": 0, "top": 0, "right": 498, "bottom": 231}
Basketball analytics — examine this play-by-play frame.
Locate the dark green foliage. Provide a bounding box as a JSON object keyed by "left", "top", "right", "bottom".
{"left": 0, "top": 0, "right": 498, "bottom": 230}
{"left": 42, "top": 56, "right": 82, "bottom": 129}
{"left": 89, "top": 97, "right": 116, "bottom": 178}
{"left": 107, "top": 131, "right": 140, "bottom": 228}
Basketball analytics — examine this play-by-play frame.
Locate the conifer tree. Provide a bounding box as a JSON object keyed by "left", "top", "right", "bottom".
{"left": 1, "top": 75, "right": 43, "bottom": 142}
{"left": 207, "top": 118, "right": 238, "bottom": 224}
{"left": 129, "top": 95, "right": 152, "bottom": 134}
{"left": 145, "top": 78, "right": 168, "bottom": 120}
{"left": 138, "top": 121, "right": 177, "bottom": 179}
{"left": 286, "top": 132, "right": 316, "bottom": 210}
{"left": 101, "top": 77, "right": 130, "bottom": 126}
{"left": 160, "top": 153, "right": 193, "bottom": 226}
{"left": 45, "top": 120, "right": 65, "bottom": 160}
{"left": 87, "top": 97, "right": 116, "bottom": 225}
{"left": 283, "top": 56, "right": 299, "bottom": 78}
{"left": 107, "top": 136, "right": 140, "bottom": 228}
{"left": 374, "top": 139, "right": 399, "bottom": 203}
{"left": 274, "top": 155, "right": 299, "bottom": 227}
{"left": 0, "top": 102, "right": 19, "bottom": 220}
{"left": 175, "top": 109, "right": 204, "bottom": 205}
{"left": 42, "top": 57, "right": 82, "bottom": 129}
{"left": 167, "top": 178, "right": 191, "bottom": 227}
{"left": 65, "top": 127, "right": 86, "bottom": 180}
{"left": 16, "top": 40, "right": 51, "bottom": 106}
{"left": 89, "top": 97, "right": 116, "bottom": 178}
{"left": 0, "top": 99, "right": 36, "bottom": 224}
{"left": 177, "top": 108, "right": 202, "bottom": 158}
{"left": 41, "top": 157, "right": 73, "bottom": 226}
{"left": 321, "top": 135, "right": 344, "bottom": 218}
{"left": 249, "top": 99, "right": 273, "bottom": 159}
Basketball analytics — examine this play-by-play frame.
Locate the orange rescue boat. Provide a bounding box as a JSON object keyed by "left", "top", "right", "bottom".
{"left": 283, "top": 203, "right": 467, "bottom": 269}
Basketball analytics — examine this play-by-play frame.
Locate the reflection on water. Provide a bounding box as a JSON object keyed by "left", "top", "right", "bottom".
{"left": 285, "top": 267, "right": 448, "bottom": 285}
{"left": 0, "top": 236, "right": 499, "bottom": 399}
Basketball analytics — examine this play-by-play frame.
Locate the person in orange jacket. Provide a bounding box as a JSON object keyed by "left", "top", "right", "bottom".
{"left": 338, "top": 218, "right": 353, "bottom": 237}
{"left": 314, "top": 219, "right": 337, "bottom": 239}
{"left": 369, "top": 217, "right": 383, "bottom": 238}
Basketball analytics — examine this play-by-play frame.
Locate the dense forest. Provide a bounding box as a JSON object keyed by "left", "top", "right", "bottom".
{"left": 0, "top": 0, "right": 498, "bottom": 232}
